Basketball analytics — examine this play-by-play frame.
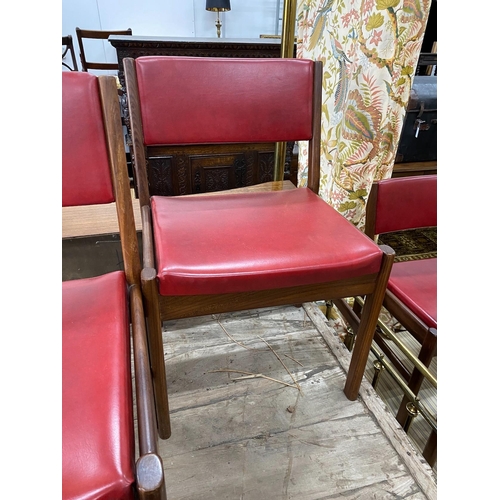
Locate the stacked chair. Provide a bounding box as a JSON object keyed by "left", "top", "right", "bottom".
{"left": 62, "top": 71, "right": 166, "bottom": 499}
{"left": 122, "top": 55, "right": 396, "bottom": 439}
{"left": 75, "top": 27, "right": 132, "bottom": 72}
{"left": 62, "top": 35, "right": 78, "bottom": 71}
{"left": 333, "top": 174, "right": 437, "bottom": 466}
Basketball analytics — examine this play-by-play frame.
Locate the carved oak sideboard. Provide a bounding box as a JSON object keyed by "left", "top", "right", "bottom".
{"left": 109, "top": 35, "right": 298, "bottom": 196}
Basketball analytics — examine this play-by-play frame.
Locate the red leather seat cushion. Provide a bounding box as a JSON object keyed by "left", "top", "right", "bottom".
{"left": 62, "top": 271, "right": 135, "bottom": 500}
{"left": 388, "top": 258, "right": 437, "bottom": 329}
{"left": 151, "top": 188, "right": 383, "bottom": 296}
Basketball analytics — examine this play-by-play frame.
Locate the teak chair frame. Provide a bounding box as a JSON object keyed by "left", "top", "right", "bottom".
{"left": 123, "top": 56, "right": 395, "bottom": 440}
{"left": 63, "top": 72, "right": 166, "bottom": 499}
{"left": 75, "top": 27, "right": 132, "bottom": 72}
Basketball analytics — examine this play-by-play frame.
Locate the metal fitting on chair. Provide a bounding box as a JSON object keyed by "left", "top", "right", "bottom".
{"left": 344, "top": 326, "right": 355, "bottom": 351}
{"left": 372, "top": 358, "right": 385, "bottom": 389}
{"left": 403, "top": 401, "right": 419, "bottom": 432}
{"left": 325, "top": 300, "right": 333, "bottom": 319}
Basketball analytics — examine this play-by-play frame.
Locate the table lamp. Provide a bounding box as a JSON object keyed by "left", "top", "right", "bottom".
{"left": 206, "top": 0, "right": 231, "bottom": 38}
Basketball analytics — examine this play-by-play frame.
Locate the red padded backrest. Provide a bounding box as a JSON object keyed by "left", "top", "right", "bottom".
{"left": 135, "top": 56, "right": 315, "bottom": 146}
{"left": 371, "top": 175, "right": 437, "bottom": 235}
{"left": 62, "top": 72, "right": 114, "bottom": 207}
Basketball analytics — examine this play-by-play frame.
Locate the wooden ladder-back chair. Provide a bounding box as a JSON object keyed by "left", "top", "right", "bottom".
{"left": 123, "top": 55, "right": 395, "bottom": 440}
{"left": 75, "top": 27, "right": 132, "bottom": 72}
{"left": 62, "top": 71, "right": 166, "bottom": 499}
{"left": 333, "top": 174, "right": 437, "bottom": 466}
{"left": 62, "top": 35, "right": 78, "bottom": 71}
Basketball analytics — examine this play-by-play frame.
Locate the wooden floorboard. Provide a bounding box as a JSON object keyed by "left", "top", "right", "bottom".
{"left": 132, "top": 304, "right": 437, "bottom": 499}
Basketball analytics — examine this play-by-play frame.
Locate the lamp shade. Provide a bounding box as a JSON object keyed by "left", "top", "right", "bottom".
{"left": 206, "top": 0, "right": 231, "bottom": 11}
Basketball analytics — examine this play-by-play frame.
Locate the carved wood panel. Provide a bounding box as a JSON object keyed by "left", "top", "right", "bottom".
{"left": 146, "top": 144, "right": 297, "bottom": 197}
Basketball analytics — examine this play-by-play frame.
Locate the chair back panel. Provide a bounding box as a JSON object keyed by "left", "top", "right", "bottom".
{"left": 369, "top": 175, "right": 437, "bottom": 236}
{"left": 62, "top": 72, "right": 115, "bottom": 207}
{"left": 135, "top": 56, "right": 316, "bottom": 146}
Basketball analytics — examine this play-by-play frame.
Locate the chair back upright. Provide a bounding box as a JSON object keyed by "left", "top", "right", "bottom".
{"left": 62, "top": 71, "right": 141, "bottom": 286}
{"left": 124, "top": 56, "right": 323, "bottom": 206}
{"left": 62, "top": 35, "right": 78, "bottom": 71}
{"left": 76, "top": 27, "right": 132, "bottom": 72}
{"left": 365, "top": 174, "right": 437, "bottom": 239}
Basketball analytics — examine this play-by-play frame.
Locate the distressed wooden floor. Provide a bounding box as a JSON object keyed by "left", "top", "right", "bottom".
{"left": 134, "top": 303, "right": 437, "bottom": 500}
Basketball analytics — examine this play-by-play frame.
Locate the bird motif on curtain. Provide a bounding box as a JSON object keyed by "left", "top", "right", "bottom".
{"left": 308, "top": 0, "right": 334, "bottom": 50}
{"left": 331, "top": 38, "right": 351, "bottom": 113}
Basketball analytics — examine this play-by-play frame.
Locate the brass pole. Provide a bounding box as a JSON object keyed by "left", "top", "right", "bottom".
{"left": 370, "top": 344, "right": 437, "bottom": 433}
{"left": 355, "top": 297, "right": 437, "bottom": 389}
{"left": 215, "top": 11, "right": 222, "bottom": 38}
{"left": 273, "top": 0, "right": 297, "bottom": 181}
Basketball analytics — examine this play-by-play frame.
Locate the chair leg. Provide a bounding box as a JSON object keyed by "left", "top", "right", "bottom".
{"left": 344, "top": 247, "right": 394, "bottom": 400}
{"left": 352, "top": 297, "right": 363, "bottom": 317}
{"left": 330, "top": 297, "right": 359, "bottom": 351}
{"left": 142, "top": 268, "right": 172, "bottom": 439}
{"left": 136, "top": 453, "right": 167, "bottom": 500}
{"left": 343, "top": 328, "right": 356, "bottom": 351}
{"left": 423, "top": 428, "right": 437, "bottom": 468}
{"left": 343, "top": 297, "right": 364, "bottom": 351}
{"left": 395, "top": 330, "right": 437, "bottom": 426}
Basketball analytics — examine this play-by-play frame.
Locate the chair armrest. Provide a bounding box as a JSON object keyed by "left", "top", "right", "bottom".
{"left": 141, "top": 205, "right": 155, "bottom": 269}
{"left": 136, "top": 453, "right": 166, "bottom": 499}
{"left": 129, "top": 284, "right": 166, "bottom": 499}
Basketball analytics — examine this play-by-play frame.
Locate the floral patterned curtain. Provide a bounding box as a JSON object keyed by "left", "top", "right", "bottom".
{"left": 296, "top": 0, "right": 432, "bottom": 230}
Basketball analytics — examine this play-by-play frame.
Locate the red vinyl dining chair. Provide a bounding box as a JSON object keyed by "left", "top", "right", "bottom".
{"left": 62, "top": 71, "right": 166, "bottom": 499}
{"left": 333, "top": 174, "right": 437, "bottom": 466}
{"left": 123, "top": 55, "right": 395, "bottom": 439}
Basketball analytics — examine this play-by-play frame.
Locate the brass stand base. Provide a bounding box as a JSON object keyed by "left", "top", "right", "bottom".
{"left": 371, "top": 359, "right": 385, "bottom": 390}
{"left": 215, "top": 15, "right": 222, "bottom": 38}
{"left": 403, "top": 401, "right": 419, "bottom": 433}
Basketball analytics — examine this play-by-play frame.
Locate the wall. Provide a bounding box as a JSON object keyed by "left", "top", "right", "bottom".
{"left": 62, "top": 0, "right": 282, "bottom": 71}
